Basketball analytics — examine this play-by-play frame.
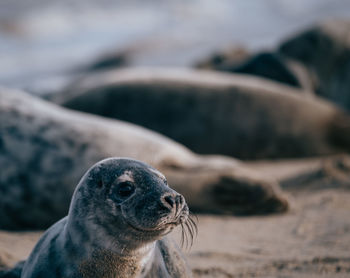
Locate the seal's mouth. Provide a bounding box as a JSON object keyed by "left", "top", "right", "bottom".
{"left": 125, "top": 211, "right": 186, "bottom": 233}
{"left": 125, "top": 219, "right": 176, "bottom": 238}
{"left": 124, "top": 208, "right": 197, "bottom": 248}
{"left": 124, "top": 204, "right": 189, "bottom": 232}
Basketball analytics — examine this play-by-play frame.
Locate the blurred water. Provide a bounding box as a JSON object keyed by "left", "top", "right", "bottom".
{"left": 0, "top": 0, "right": 350, "bottom": 92}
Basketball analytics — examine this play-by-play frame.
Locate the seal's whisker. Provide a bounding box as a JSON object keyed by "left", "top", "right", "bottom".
{"left": 180, "top": 222, "right": 185, "bottom": 248}
{"left": 184, "top": 221, "right": 194, "bottom": 249}
{"left": 188, "top": 219, "right": 197, "bottom": 238}
{"left": 179, "top": 211, "right": 197, "bottom": 250}
{"left": 188, "top": 213, "right": 198, "bottom": 236}
{"left": 181, "top": 223, "right": 187, "bottom": 248}
{"left": 185, "top": 220, "right": 194, "bottom": 240}
{"left": 188, "top": 212, "right": 198, "bottom": 237}
{"left": 185, "top": 224, "right": 190, "bottom": 250}
{"left": 183, "top": 222, "right": 190, "bottom": 250}
{"left": 189, "top": 211, "right": 198, "bottom": 224}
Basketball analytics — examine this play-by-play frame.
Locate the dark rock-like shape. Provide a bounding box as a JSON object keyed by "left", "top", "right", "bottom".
{"left": 279, "top": 20, "right": 350, "bottom": 111}
{"left": 0, "top": 88, "right": 287, "bottom": 230}
{"left": 196, "top": 48, "right": 313, "bottom": 91}
{"left": 54, "top": 68, "right": 350, "bottom": 159}
{"left": 232, "top": 52, "right": 301, "bottom": 88}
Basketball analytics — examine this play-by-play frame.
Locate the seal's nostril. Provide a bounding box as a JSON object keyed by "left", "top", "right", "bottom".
{"left": 176, "top": 194, "right": 184, "bottom": 205}
{"left": 164, "top": 195, "right": 175, "bottom": 209}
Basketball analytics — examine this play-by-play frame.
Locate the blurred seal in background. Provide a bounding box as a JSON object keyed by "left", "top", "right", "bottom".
{"left": 53, "top": 67, "right": 350, "bottom": 160}
{"left": 0, "top": 87, "right": 287, "bottom": 230}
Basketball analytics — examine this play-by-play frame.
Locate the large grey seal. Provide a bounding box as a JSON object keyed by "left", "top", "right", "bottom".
{"left": 0, "top": 87, "right": 287, "bottom": 230}
{"left": 53, "top": 67, "right": 350, "bottom": 159}
{"left": 5, "top": 157, "right": 194, "bottom": 278}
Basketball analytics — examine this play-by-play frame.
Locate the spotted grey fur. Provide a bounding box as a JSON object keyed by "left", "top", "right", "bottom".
{"left": 18, "top": 158, "right": 193, "bottom": 278}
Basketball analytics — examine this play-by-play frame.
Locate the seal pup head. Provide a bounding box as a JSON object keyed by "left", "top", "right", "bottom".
{"left": 67, "top": 157, "right": 192, "bottom": 251}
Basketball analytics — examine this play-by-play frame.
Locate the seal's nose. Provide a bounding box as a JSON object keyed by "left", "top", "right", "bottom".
{"left": 160, "top": 193, "right": 184, "bottom": 212}
{"left": 164, "top": 195, "right": 175, "bottom": 208}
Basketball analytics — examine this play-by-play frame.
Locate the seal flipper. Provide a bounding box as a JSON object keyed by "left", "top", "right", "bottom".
{"left": 0, "top": 261, "right": 25, "bottom": 278}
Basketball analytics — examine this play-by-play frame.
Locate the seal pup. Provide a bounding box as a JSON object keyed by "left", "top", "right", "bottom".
{"left": 16, "top": 158, "right": 194, "bottom": 278}
{"left": 0, "top": 88, "right": 287, "bottom": 229}
{"left": 53, "top": 67, "right": 350, "bottom": 159}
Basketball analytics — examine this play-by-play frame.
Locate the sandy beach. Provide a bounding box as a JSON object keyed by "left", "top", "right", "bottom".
{"left": 1, "top": 157, "right": 349, "bottom": 277}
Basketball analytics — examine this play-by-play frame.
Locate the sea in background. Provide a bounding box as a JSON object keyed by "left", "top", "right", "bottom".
{"left": 0, "top": 0, "right": 350, "bottom": 92}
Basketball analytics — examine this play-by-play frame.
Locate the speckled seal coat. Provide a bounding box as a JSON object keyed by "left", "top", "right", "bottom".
{"left": 20, "top": 158, "right": 193, "bottom": 278}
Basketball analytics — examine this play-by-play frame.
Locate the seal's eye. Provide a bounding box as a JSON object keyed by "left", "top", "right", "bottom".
{"left": 117, "top": 182, "right": 135, "bottom": 198}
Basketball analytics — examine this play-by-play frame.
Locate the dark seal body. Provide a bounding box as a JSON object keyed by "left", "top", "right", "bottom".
{"left": 54, "top": 68, "right": 350, "bottom": 159}
{"left": 279, "top": 20, "right": 350, "bottom": 111}
{"left": 19, "top": 158, "right": 193, "bottom": 278}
